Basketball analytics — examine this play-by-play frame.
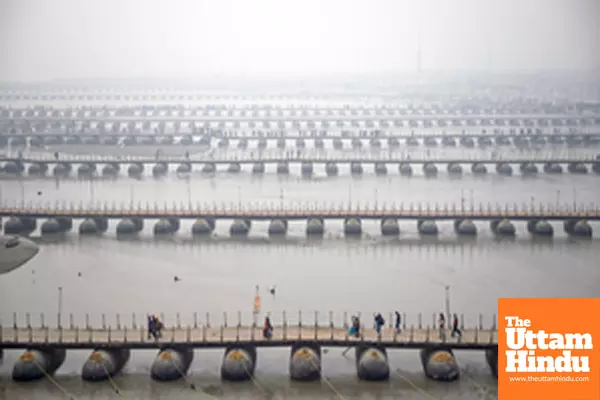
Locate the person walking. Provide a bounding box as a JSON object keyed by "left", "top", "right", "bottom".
{"left": 438, "top": 312, "right": 446, "bottom": 341}
{"left": 451, "top": 313, "right": 462, "bottom": 338}
{"left": 374, "top": 313, "right": 385, "bottom": 335}
{"left": 394, "top": 311, "right": 402, "bottom": 333}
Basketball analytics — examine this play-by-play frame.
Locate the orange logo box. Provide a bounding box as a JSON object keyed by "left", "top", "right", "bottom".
{"left": 499, "top": 298, "right": 600, "bottom": 400}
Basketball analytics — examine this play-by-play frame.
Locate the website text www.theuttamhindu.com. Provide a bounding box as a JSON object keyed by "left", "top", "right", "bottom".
{"left": 509, "top": 376, "right": 590, "bottom": 383}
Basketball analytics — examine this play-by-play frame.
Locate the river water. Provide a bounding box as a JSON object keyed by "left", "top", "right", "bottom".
{"left": 1, "top": 129, "right": 600, "bottom": 399}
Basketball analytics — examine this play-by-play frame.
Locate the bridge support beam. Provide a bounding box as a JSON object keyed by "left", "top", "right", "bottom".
{"left": 301, "top": 162, "right": 314, "bottom": 177}
{"left": 228, "top": 163, "right": 242, "bottom": 173}
{"left": 28, "top": 163, "right": 46, "bottom": 176}
{"left": 381, "top": 219, "right": 400, "bottom": 236}
{"left": 454, "top": 219, "right": 477, "bottom": 236}
{"left": 485, "top": 348, "right": 498, "bottom": 378}
{"left": 447, "top": 163, "right": 462, "bottom": 176}
{"left": 13, "top": 348, "right": 66, "bottom": 381}
{"left": 53, "top": 163, "right": 71, "bottom": 177}
{"left": 374, "top": 162, "right": 387, "bottom": 176}
{"left": 116, "top": 219, "right": 139, "bottom": 235}
{"left": 56, "top": 217, "right": 72, "bottom": 232}
{"left": 423, "top": 163, "right": 438, "bottom": 178}
{"left": 420, "top": 347, "right": 460, "bottom": 381}
{"left": 77, "top": 163, "right": 96, "bottom": 177}
{"left": 20, "top": 218, "right": 37, "bottom": 235}
{"left": 399, "top": 163, "right": 413, "bottom": 176}
{"left": 94, "top": 217, "right": 109, "bottom": 233}
{"left": 568, "top": 163, "right": 588, "bottom": 174}
{"left": 252, "top": 162, "right": 265, "bottom": 174}
{"left": 3, "top": 161, "right": 22, "bottom": 175}
{"left": 356, "top": 345, "right": 390, "bottom": 381}
{"left": 41, "top": 219, "right": 63, "bottom": 235}
{"left": 290, "top": 342, "right": 321, "bottom": 381}
{"left": 192, "top": 218, "right": 214, "bottom": 235}
{"left": 564, "top": 220, "right": 592, "bottom": 237}
{"left": 268, "top": 219, "right": 288, "bottom": 236}
{"left": 151, "top": 347, "right": 194, "bottom": 381}
{"left": 527, "top": 220, "right": 553, "bottom": 237}
{"left": 202, "top": 163, "right": 216, "bottom": 174}
{"left": 4, "top": 217, "right": 25, "bottom": 235}
{"left": 418, "top": 219, "right": 438, "bottom": 236}
{"left": 82, "top": 348, "right": 130, "bottom": 381}
{"left": 306, "top": 218, "right": 324, "bottom": 236}
{"left": 350, "top": 162, "right": 364, "bottom": 176}
{"left": 218, "top": 138, "right": 230, "bottom": 148}
{"left": 154, "top": 219, "right": 177, "bottom": 235}
{"left": 152, "top": 163, "right": 168, "bottom": 177}
{"left": 543, "top": 163, "right": 562, "bottom": 174}
{"left": 221, "top": 345, "right": 257, "bottom": 381}
{"left": 176, "top": 163, "right": 191, "bottom": 174}
{"left": 325, "top": 162, "right": 339, "bottom": 176}
{"left": 471, "top": 163, "right": 487, "bottom": 175}
{"left": 79, "top": 219, "right": 99, "bottom": 235}
{"left": 127, "top": 163, "right": 144, "bottom": 178}
{"left": 102, "top": 163, "right": 119, "bottom": 177}
{"left": 276, "top": 162, "right": 289, "bottom": 175}
{"left": 520, "top": 163, "right": 538, "bottom": 176}
{"left": 495, "top": 163, "right": 513, "bottom": 176}
{"left": 490, "top": 219, "right": 516, "bottom": 237}
{"left": 230, "top": 220, "right": 250, "bottom": 236}
{"left": 344, "top": 218, "right": 362, "bottom": 236}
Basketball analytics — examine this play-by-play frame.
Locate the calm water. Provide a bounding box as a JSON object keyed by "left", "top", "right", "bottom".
{"left": 1, "top": 137, "right": 600, "bottom": 399}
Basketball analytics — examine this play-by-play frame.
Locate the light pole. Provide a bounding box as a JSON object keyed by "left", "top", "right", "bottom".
{"left": 57, "top": 286, "right": 63, "bottom": 328}
{"left": 445, "top": 286, "right": 451, "bottom": 327}
{"left": 237, "top": 186, "right": 242, "bottom": 210}
{"left": 573, "top": 188, "right": 577, "bottom": 211}
{"left": 555, "top": 190, "right": 560, "bottom": 210}
{"left": 470, "top": 190, "right": 474, "bottom": 210}
{"left": 280, "top": 189, "right": 284, "bottom": 210}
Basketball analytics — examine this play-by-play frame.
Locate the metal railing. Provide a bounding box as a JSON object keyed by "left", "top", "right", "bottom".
{"left": 0, "top": 311, "right": 498, "bottom": 346}
{"left": 0, "top": 200, "right": 598, "bottom": 219}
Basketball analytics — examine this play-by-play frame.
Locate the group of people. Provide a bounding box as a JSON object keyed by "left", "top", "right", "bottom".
{"left": 261, "top": 311, "right": 462, "bottom": 340}
{"left": 438, "top": 313, "right": 462, "bottom": 340}
{"left": 349, "top": 311, "right": 462, "bottom": 339}
{"left": 147, "top": 314, "right": 164, "bottom": 340}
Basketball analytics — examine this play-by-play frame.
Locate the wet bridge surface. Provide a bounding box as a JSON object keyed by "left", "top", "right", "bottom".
{"left": 0, "top": 326, "right": 497, "bottom": 350}
{"left": 1, "top": 203, "right": 599, "bottom": 221}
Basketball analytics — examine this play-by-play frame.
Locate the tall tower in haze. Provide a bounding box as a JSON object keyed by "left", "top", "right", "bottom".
{"left": 417, "top": 31, "right": 422, "bottom": 73}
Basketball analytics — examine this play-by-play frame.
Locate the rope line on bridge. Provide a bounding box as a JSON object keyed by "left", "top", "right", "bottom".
{"left": 241, "top": 360, "right": 279, "bottom": 399}
{"left": 32, "top": 358, "right": 77, "bottom": 400}
{"left": 308, "top": 357, "right": 347, "bottom": 400}
{"left": 100, "top": 361, "right": 129, "bottom": 399}
{"left": 395, "top": 369, "right": 440, "bottom": 400}
{"left": 164, "top": 355, "right": 222, "bottom": 400}
{"left": 462, "top": 372, "right": 498, "bottom": 400}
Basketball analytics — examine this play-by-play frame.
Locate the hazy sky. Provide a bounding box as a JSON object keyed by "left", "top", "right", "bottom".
{"left": 1, "top": 0, "right": 599, "bottom": 82}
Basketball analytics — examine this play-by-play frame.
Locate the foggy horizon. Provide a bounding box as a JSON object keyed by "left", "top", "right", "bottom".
{"left": 1, "top": 0, "right": 599, "bottom": 83}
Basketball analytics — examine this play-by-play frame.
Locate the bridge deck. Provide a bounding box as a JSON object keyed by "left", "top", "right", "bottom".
{"left": 1, "top": 154, "right": 599, "bottom": 164}
{"left": 1, "top": 204, "right": 599, "bottom": 220}
{"left": 4, "top": 132, "right": 600, "bottom": 139}
{"left": 0, "top": 326, "right": 496, "bottom": 349}
{"left": 5, "top": 114, "right": 596, "bottom": 122}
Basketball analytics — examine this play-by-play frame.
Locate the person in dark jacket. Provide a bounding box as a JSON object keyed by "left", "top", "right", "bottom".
{"left": 395, "top": 311, "right": 402, "bottom": 333}
{"left": 451, "top": 313, "right": 462, "bottom": 338}
{"left": 374, "top": 313, "right": 385, "bottom": 335}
